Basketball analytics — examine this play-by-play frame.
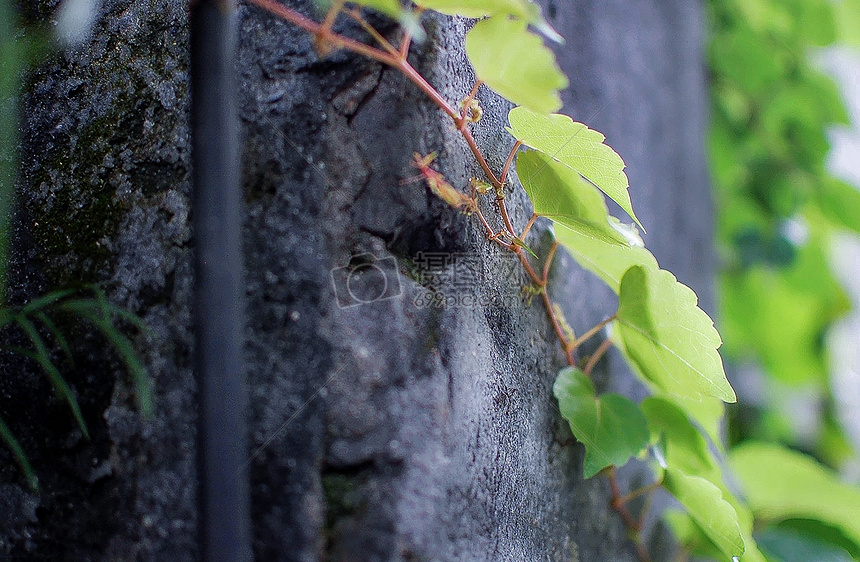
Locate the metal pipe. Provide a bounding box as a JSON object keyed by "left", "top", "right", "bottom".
{"left": 189, "top": 0, "right": 251, "bottom": 559}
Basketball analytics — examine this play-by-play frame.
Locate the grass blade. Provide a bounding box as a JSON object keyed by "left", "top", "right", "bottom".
{"left": 0, "top": 414, "right": 38, "bottom": 491}
{"left": 59, "top": 299, "right": 152, "bottom": 335}
{"left": 15, "top": 315, "right": 89, "bottom": 439}
{"left": 93, "top": 286, "right": 110, "bottom": 322}
{"left": 0, "top": 305, "right": 12, "bottom": 329}
{"left": 73, "top": 309, "right": 153, "bottom": 418}
{"left": 34, "top": 311, "right": 74, "bottom": 364}
{"left": 18, "top": 288, "right": 77, "bottom": 315}
{"left": 97, "top": 322, "right": 152, "bottom": 417}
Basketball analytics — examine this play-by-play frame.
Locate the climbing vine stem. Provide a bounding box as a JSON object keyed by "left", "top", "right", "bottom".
{"left": 501, "top": 140, "right": 523, "bottom": 184}
{"left": 609, "top": 467, "right": 651, "bottom": 562}
{"left": 246, "top": 2, "right": 656, "bottom": 559}
{"left": 571, "top": 314, "right": 616, "bottom": 353}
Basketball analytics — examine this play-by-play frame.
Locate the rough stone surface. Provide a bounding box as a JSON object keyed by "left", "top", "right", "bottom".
{"left": 0, "top": 0, "right": 713, "bottom": 560}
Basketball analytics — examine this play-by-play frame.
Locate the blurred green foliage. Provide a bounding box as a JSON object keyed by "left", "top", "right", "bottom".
{"left": 706, "top": 0, "right": 860, "bottom": 559}
{"left": 708, "top": 0, "right": 859, "bottom": 437}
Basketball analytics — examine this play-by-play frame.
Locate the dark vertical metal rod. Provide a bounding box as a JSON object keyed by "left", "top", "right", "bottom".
{"left": 189, "top": 1, "right": 251, "bottom": 560}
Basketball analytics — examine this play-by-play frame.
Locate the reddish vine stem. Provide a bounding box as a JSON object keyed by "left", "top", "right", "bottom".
{"left": 609, "top": 468, "right": 652, "bottom": 562}
{"left": 462, "top": 79, "right": 483, "bottom": 114}
{"left": 609, "top": 469, "right": 642, "bottom": 532}
{"left": 570, "top": 314, "right": 617, "bottom": 352}
{"left": 542, "top": 291, "right": 575, "bottom": 365}
{"left": 246, "top": 0, "right": 397, "bottom": 65}
{"left": 542, "top": 242, "right": 558, "bottom": 283}
{"left": 398, "top": 7, "right": 422, "bottom": 59}
{"left": 521, "top": 212, "right": 538, "bottom": 240}
{"left": 637, "top": 485, "right": 657, "bottom": 531}
{"left": 619, "top": 481, "right": 662, "bottom": 506}
{"left": 346, "top": 8, "right": 400, "bottom": 56}
{"left": 477, "top": 213, "right": 515, "bottom": 252}
{"left": 501, "top": 140, "right": 523, "bottom": 184}
{"left": 516, "top": 249, "right": 542, "bottom": 286}
{"left": 583, "top": 337, "right": 612, "bottom": 376}
{"left": 247, "top": 0, "right": 504, "bottom": 192}
{"left": 496, "top": 197, "right": 517, "bottom": 235}
{"left": 245, "top": 3, "right": 651, "bottom": 559}
{"left": 319, "top": 0, "right": 345, "bottom": 37}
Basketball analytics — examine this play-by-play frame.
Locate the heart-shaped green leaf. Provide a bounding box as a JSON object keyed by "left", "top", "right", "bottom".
{"left": 663, "top": 469, "right": 746, "bottom": 559}
{"left": 516, "top": 149, "right": 628, "bottom": 245}
{"left": 553, "top": 367, "right": 649, "bottom": 478}
{"left": 553, "top": 226, "right": 658, "bottom": 293}
{"left": 615, "top": 265, "right": 736, "bottom": 403}
{"left": 415, "top": 0, "right": 563, "bottom": 42}
{"left": 507, "top": 106, "right": 643, "bottom": 228}
{"left": 466, "top": 17, "right": 567, "bottom": 113}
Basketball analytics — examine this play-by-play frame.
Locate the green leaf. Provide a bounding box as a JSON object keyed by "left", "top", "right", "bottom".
{"left": 553, "top": 226, "right": 658, "bottom": 293}
{"left": 507, "top": 106, "right": 643, "bottom": 229}
{"left": 415, "top": 0, "right": 563, "bottom": 42}
{"left": 652, "top": 391, "right": 724, "bottom": 449}
{"left": 833, "top": 0, "right": 860, "bottom": 45}
{"left": 345, "top": 1, "right": 425, "bottom": 40}
{"left": 663, "top": 468, "right": 746, "bottom": 558}
{"left": 60, "top": 296, "right": 152, "bottom": 335}
{"left": 708, "top": 25, "right": 786, "bottom": 96}
{"left": 642, "top": 397, "right": 765, "bottom": 560}
{"left": 719, "top": 226, "right": 849, "bottom": 386}
{"left": 59, "top": 294, "right": 152, "bottom": 415}
{"left": 466, "top": 17, "right": 567, "bottom": 113}
{"left": 641, "top": 397, "right": 716, "bottom": 477}
{"left": 796, "top": 0, "right": 836, "bottom": 46}
{"left": 416, "top": 0, "right": 533, "bottom": 18}
{"left": 774, "top": 519, "right": 860, "bottom": 560}
{"left": 515, "top": 149, "right": 628, "bottom": 245}
{"left": 0, "top": 0, "right": 19, "bottom": 302}
{"left": 757, "top": 528, "right": 854, "bottom": 562}
{"left": 664, "top": 509, "right": 727, "bottom": 560}
{"left": 729, "top": 442, "right": 860, "bottom": 548}
{"left": 0, "top": 305, "right": 12, "bottom": 329}
{"left": 615, "top": 265, "right": 736, "bottom": 403}
{"left": 815, "top": 178, "right": 860, "bottom": 233}
{"left": 666, "top": 505, "right": 767, "bottom": 562}
{"left": 34, "top": 311, "right": 74, "bottom": 364}
{"left": 350, "top": 0, "right": 402, "bottom": 18}
{"left": 18, "top": 288, "right": 77, "bottom": 315}
{"left": 510, "top": 236, "right": 538, "bottom": 259}
{"left": 553, "top": 367, "right": 649, "bottom": 478}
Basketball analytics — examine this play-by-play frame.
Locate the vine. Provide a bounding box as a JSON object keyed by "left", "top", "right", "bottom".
{"left": 244, "top": 1, "right": 859, "bottom": 560}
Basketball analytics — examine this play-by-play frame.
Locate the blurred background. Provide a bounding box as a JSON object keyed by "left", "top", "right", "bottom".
{"left": 707, "top": 0, "right": 860, "bottom": 559}
{"left": 707, "top": 0, "right": 860, "bottom": 473}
